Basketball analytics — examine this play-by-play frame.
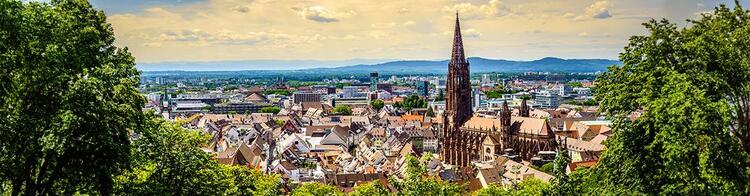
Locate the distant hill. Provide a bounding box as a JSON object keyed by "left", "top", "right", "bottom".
{"left": 304, "top": 57, "right": 620, "bottom": 74}
{"left": 137, "top": 57, "right": 620, "bottom": 73}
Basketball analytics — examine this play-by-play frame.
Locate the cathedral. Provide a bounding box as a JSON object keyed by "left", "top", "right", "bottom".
{"left": 441, "top": 14, "right": 557, "bottom": 167}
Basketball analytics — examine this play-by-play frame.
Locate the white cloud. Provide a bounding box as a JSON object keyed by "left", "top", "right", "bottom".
{"left": 463, "top": 28, "right": 481, "bottom": 38}
{"left": 143, "top": 42, "right": 162, "bottom": 48}
{"left": 443, "top": 28, "right": 481, "bottom": 38}
{"left": 293, "top": 6, "right": 355, "bottom": 23}
{"left": 371, "top": 21, "right": 417, "bottom": 29}
{"left": 101, "top": 0, "right": 682, "bottom": 62}
{"left": 584, "top": 1, "right": 612, "bottom": 19}
{"left": 369, "top": 31, "right": 388, "bottom": 39}
{"left": 158, "top": 29, "right": 321, "bottom": 46}
{"left": 443, "top": 0, "right": 512, "bottom": 20}
{"left": 231, "top": 5, "right": 250, "bottom": 13}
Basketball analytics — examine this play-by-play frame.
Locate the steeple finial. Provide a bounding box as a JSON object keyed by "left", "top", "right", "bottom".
{"left": 451, "top": 12, "right": 466, "bottom": 64}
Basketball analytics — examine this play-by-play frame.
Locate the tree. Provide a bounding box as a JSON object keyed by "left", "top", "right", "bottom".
{"left": 114, "top": 115, "right": 229, "bottom": 195}
{"left": 436, "top": 90, "right": 445, "bottom": 101}
{"left": 401, "top": 94, "right": 428, "bottom": 111}
{"left": 0, "top": 0, "right": 144, "bottom": 194}
{"left": 566, "top": 81, "right": 583, "bottom": 88}
{"left": 393, "top": 101, "right": 403, "bottom": 108}
{"left": 291, "top": 182, "right": 343, "bottom": 196}
{"left": 259, "top": 106, "right": 281, "bottom": 114}
{"left": 426, "top": 107, "right": 436, "bottom": 117}
{"left": 263, "top": 89, "right": 291, "bottom": 96}
{"left": 472, "top": 178, "right": 550, "bottom": 196}
{"left": 223, "top": 165, "right": 281, "bottom": 196}
{"left": 550, "top": 144, "right": 572, "bottom": 195}
{"left": 588, "top": 3, "right": 750, "bottom": 193}
{"left": 390, "top": 155, "right": 465, "bottom": 195}
{"left": 114, "top": 115, "right": 281, "bottom": 195}
{"left": 332, "top": 105, "right": 353, "bottom": 115}
{"left": 538, "top": 162, "right": 554, "bottom": 174}
{"left": 349, "top": 180, "right": 390, "bottom": 196}
{"left": 273, "top": 119, "right": 285, "bottom": 127}
{"left": 371, "top": 99, "right": 385, "bottom": 111}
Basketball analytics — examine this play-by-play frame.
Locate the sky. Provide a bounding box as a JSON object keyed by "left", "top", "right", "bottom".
{"left": 84, "top": 0, "right": 748, "bottom": 63}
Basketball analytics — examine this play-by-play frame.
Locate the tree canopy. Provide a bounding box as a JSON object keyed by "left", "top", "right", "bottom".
{"left": 370, "top": 99, "right": 385, "bottom": 111}
{"left": 348, "top": 180, "right": 390, "bottom": 196}
{"left": 389, "top": 155, "right": 465, "bottom": 195}
{"left": 0, "top": 0, "right": 144, "bottom": 194}
{"left": 332, "top": 105, "right": 353, "bottom": 115}
{"left": 585, "top": 2, "right": 750, "bottom": 194}
{"left": 291, "top": 182, "right": 343, "bottom": 196}
{"left": 259, "top": 106, "right": 281, "bottom": 114}
{"left": 114, "top": 114, "right": 281, "bottom": 195}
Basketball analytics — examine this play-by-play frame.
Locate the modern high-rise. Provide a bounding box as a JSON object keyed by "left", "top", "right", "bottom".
{"left": 370, "top": 72, "right": 379, "bottom": 92}
{"left": 415, "top": 81, "right": 429, "bottom": 96}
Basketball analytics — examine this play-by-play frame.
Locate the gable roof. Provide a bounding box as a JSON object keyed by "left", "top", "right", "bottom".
{"left": 476, "top": 167, "right": 503, "bottom": 186}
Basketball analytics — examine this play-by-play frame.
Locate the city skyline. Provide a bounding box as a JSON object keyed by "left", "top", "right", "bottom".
{"left": 87, "top": 0, "right": 747, "bottom": 65}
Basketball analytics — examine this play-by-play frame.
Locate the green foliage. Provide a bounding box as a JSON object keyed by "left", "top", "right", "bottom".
{"left": 589, "top": 3, "right": 750, "bottom": 194}
{"left": 273, "top": 119, "right": 285, "bottom": 126}
{"left": 332, "top": 105, "right": 353, "bottom": 115}
{"left": 224, "top": 85, "right": 239, "bottom": 91}
{"left": 349, "top": 180, "right": 390, "bottom": 196}
{"left": 334, "top": 83, "right": 350, "bottom": 89}
{"left": 114, "top": 115, "right": 281, "bottom": 195}
{"left": 566, "top": 82, "right": 583, "bottom": 88}
{"left": 0, "top": 0, "right": 144, "bottom": 194}
{"left": 484, "top": 89, "right": 520, "bottom": 99}
{"left": 436, "top": 90, "right": 445, "bottom": 101}
{"left": 114, "top": 115, "right": 226, "bottom": 194}
{"left": 263, "top": 89, "right": 292, "bottom": 96}
{"left": 519, "top": 95, "right": 531, "bottom": 100}
{"left": 259, "top": 106, "right": 281, "bottom": 114}
{"left": 389, "top": 155, "right": 465, "bottom": 195}
{"left": 291, "top": 182, "right": 343, "bottom": 196}
{"left": 393, "top": 101, "right": 402, "bottom": 108}
{"left": 550, "top": 148, "right": 572, "bottom": 195}
{"left": 426, "top": 107, "right": 436, "bottom": 117}
{"left": 223, "top": 165, "right": 281, "bottom": 196}
{"left": 538, "top": 162, "right": 554, "bottom": 174}
{"left": 397, "top": 94, "right": 428, "bottom": 111}
{"left": 371, "top": 99, "right": 385, "bottom": 111}
{"left": 473, "top": 178, "right": 550, "bottom": 196}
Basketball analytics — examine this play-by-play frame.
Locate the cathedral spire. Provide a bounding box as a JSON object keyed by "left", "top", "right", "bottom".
{"left": 451, "top": 12, "right": 466, "bottom": 64}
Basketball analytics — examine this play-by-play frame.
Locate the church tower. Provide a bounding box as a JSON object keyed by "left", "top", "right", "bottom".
{"left": 442, "top": 13, "right": 474, "bottom": 167}
{"left": 520, "top": 99, "right": 530, "bottom": 117}
{"left": 444, "top": 13, "right": 473, "bottom": 126}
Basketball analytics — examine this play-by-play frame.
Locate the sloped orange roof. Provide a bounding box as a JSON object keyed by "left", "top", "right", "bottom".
{"left": 401, "top": 114, "right": 423, "bottom": 122}
{"left": 462, "top": 116, "right": 501, "bottom": 131}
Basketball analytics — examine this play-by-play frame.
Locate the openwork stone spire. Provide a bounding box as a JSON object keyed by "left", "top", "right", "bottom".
{"left": 450, "top": 12, "right": 466, "bottom": 65}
